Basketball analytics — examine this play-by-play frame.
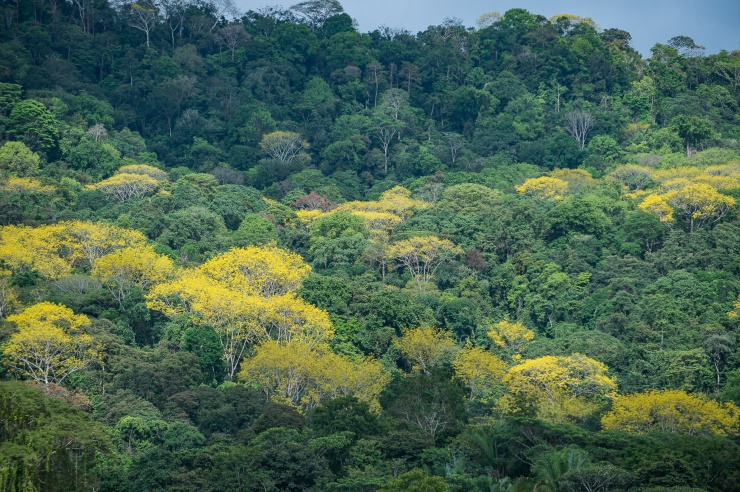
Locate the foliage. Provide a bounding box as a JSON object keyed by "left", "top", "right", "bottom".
{"left": 147, "top": 244, "right": 329, "bottom": 378}
{"left": 602, "top": 390, "right": 740, "bottom": 436}
{"left": 0, "top": 141, "right": 40, "bottom": 177}
{"left": 387, "top": 236, "right": 463, "bottom": 291}
{"left": 4, "top": 302, "right": 101, "bottom": 385}
{"left": 487, "top": 320, "right": 535, "bottom": 357}
{"left": 516, "top": 177, "right": 569, "bottom": 201}
{"left": 92, "top": 245, "right": 174, "bottom": 304}
{"left": 0, "top": 221, "right": 147, "bottom": 279}
{"left": 238, "top": 339, "right": 390, "bottom": 411}
{"left": 453, "top": 346, "right": 508, "bottom": 401}
{"left": 0, "top": 4, "right": 739, "bottom": 490}
{"left": 502, "top": 354, "right": 617, "bottom": 423}
{"left": 395, "top": 326, "right": 458, "bottom": 374}
{"left": 0, "top": 382, "right": 111, "bottom": 492}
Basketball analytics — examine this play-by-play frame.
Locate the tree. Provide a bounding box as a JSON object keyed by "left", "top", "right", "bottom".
{"left": 290, "top": 0, "right": 344, "bottom": 30}
{"left": 0, "top": 269, "right": 19, "bottom": 318}
{"left": 116, "top": 164, "right": 169, "bottom": 180}
{"left": 0, "top": 382, "right": 111, "bottom": 491}
{"left": 387, "top": 236, "right": 462, "bottom": 292}
{"left": 453, "top": 346, "right": 507, "bottom": 401}
{"left": 395, "top": 326, "right": 458, "bottom": 374}
{"left": 1, "top": 177, "right": 55, "bottom": 194}
{"left": 204, "top": 0, "right": 240, "bottom": 32}
{"left": 516, "top": 176, "right": 569, "bottom": 201}
{"left": 86, "top": 173, "right": 160, "bottom": 201}
{"left": 146, "top": 245, "right": 328, "bottom": 379}
{"left": 665, "top": 183, "right": 735, "bottom": 232}
{"left": 378, "top": 469, "right": 447, "bottom": 492}
{"left": 4, "top": 303, "right": 101, "bottom": 385}
{"left": 560, "top": 465, "right": 633, "bottom": 492}
{"left": 476, "top": 10, "right": 501, "bottom": 29}
{"left": 123, "top": 1, "right": 159, "bottom": 48}
{"left": 601, "top": 390, "right": 740, "bottom": 437}
{"left": 672, "top": 115, "right": 715, "bottom": 157}
{"left": 259, "top": 131, "right": 309, "bottom": 163}
{"left": 238, "top": 340, "right": 389, "bottom": 411}
{"left": 197, "top": 244, "right": 311, "bottom": 296}
{"left": 487, "top": 320, "right": 535, "bottom": 358}
{"left": 608, "top": 164, "right": 654, "bottom": 191}
{"left": 217, "top": 23, "right": 250, "bottom": 61}
{"left": 638, "top": 194, "right": 674, "bottom": 224}
{"left": 549, "top": 168, "right": 596, "bottom": 192}
{"left": 563, "top": 109, "right": 595, "bottom": 150}
{"left": 502, "top": 354, "right": 617, "bottom": 423}
{"left": 383, "top": 367, "right": 467, "bottom": 440}
{"left": 159, "top": 0, "right": 188, "bottom": 49}
{"left": 93, "top": 246, "right": 174, "bottom": 305}
{"left": 0, "top": 221, "right": 147, "bottom": 279}
{"left": 0, "top": 141, "right": 40, "bottom": 177}
{"left": 371, "top": 111, "right": 404, "bottom": 173}
{"left": 7, "top": 99, "right": 59, "bottom": 151}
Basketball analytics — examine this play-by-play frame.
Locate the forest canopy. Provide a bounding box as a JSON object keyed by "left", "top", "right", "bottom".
{"left": 1, "top": 0, "right": 740, "bottom": 490}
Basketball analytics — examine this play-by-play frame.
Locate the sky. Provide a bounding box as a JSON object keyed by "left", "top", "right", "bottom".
{"left": 242, "top": 0, "right": 740, "bottom": 57}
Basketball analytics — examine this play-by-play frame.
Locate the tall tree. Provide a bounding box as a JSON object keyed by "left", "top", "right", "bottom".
{"left": 563, "top": 109, "right": 595, "bottom": 150}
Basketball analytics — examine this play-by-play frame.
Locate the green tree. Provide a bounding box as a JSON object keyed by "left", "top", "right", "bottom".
{"left": 0, "top": 382, "right": 112, "bottom": 490}
{"left": 672, "top": 115, "right": 715, "bottom": 157}
{"left": 378, "top": 469, "right": 447, "bottom": 492}
{"left": 7, "top": 99, "right": 59, "bottom": 151}
{"left": 0, "top": 141, "right": 40, "bottom": 177}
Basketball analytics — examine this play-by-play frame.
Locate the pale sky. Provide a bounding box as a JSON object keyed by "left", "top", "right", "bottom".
{"left": 240, "top": 0, "right": 739, "bottom": 56}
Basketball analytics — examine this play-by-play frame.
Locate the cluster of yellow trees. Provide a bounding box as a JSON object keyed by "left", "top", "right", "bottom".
{"left": 394, "top": 323, "right": 739, "bottom": 434}
{"left": 516, "top": 164, "right": 738, "bottom": 234}
{"left": 145, "top": 244, "right": 391, "bottom": 409}
{"left": 624, "top": 163, "right": 739, "bottom": 231}
{"left": 1, "top": 214, "right": 738, "bottom": 433}
{"left": 0, "top": 220, "right": 147, "bottom": 279}
{"left": 3, "top": 302, "right": 101, "bottom": 386}
{"left": 296, "top": 186, "right": 462, "bottom": 290}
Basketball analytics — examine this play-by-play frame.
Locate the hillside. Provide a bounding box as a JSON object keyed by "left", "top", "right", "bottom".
{"left": 1, "top": 1, "right": 740, "bottom": 491}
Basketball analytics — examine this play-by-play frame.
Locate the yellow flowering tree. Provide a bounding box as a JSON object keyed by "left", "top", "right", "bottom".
{"left": 487, "top": 320, "right": 535, "bottom": 359}
{"left": 453, "top": 346, "right": 508, "bottom": 401}
{"left": 87, "top": 173, "right": 159, "bottom": 201}
{"left": 197, "top": 244, "right": 311, "bottom": 296}
{"left": 638, "top": 194, "right": 674, "bottom": 224}
{"left": 395, "top": 326, "right": 458, "bottom": 374}
{"left": 238, "top": 340, "right": 390, "bottom": 411}
{"left": 146, "top": 244, "right": 331, "bottom": 379}
{"left": 3, "top": 303, "right": 101, "bottom": 385}
{"left": 664, "top": 183, "right": 735, "bottom": 232}
{"left": 386, "top": 235, "right": 462, "bottom": 292}
{"left": 1, "top": 177, "right": 55, "bottom": 194}
{"left": 0, "top": 221, "right": 147, "bottom": 279}
{"left": 86, "top": 163, "right": 168, "bottom": 201}
{"left": 502, "top": 354, "right": 617, "bottom": 423}
{"left": 115, "top": 164, "right": 169, "bottom": 180}
{"left": 92, "top": 245, "right": 175, "bottom": 305}
{"left": 601, "top": 390, "right": 740, "bottom": 437}
{"left": 516, "top": 176, "right": 569, "bottom": 201}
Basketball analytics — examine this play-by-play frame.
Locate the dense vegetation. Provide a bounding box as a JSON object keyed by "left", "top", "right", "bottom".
{"left": 1, "top": 0, "right": 740, "bottom": 490}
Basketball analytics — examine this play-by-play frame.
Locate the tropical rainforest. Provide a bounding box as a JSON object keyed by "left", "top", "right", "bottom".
{"left": 1, "top": 0, "right": 740, "bottom": 490}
